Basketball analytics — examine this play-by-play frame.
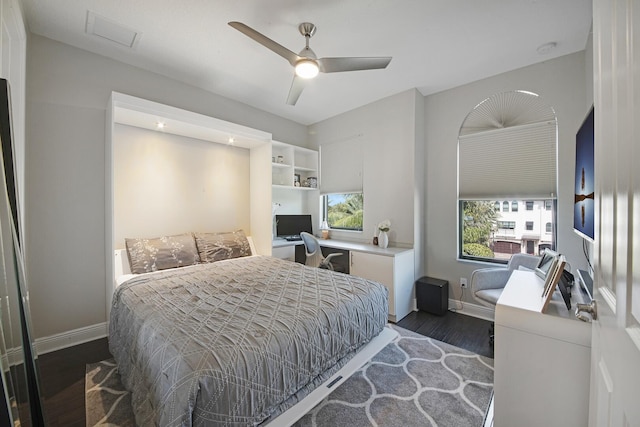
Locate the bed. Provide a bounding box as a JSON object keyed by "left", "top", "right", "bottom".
{"left": 109, "top": 232, "right": 395, "bottom": 426}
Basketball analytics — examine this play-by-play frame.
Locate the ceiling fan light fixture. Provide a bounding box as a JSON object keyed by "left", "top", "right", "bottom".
{"left": 229, "top": 21, "right": 392, "bottom": 105}
{"left": 295, "top": 59, "right": 319, "bottom": 79}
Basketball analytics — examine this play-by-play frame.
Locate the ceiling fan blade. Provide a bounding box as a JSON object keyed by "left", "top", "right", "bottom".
{"left": 286, "top": 75, "right": 306, "bottom": 106}
{"left": 228, "top": 22, "right": 300, "bottom": 66}
{"left": 318, "top": 57, "right": 392, "bottom": 73}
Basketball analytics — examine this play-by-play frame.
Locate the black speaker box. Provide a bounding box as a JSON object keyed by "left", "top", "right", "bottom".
{"left": 415, "top": 276, "right": 448, "bottom": 316}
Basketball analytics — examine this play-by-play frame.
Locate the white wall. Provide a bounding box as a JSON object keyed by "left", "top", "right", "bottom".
{"left": 424, "top": 51, "right": 589, "bottom": 307}
{"left": 25, "top": 34, "right": 307, "bottom": 339}
{"left": 308, "top": 89, "right": 421, "bottom": 248}
{"left": 113, "top": 124, "right": 251, "bottom": 248}
{"left": 272, "top": 187, "right": 312, "bottom": 214}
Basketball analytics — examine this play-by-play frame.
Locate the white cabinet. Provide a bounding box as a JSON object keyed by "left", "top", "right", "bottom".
{"left": 271, "top": 245, "right": 295, "bottom": 261}
{"left": 271, "top": 141, "right": 318, "bottom": 190}
{"left": 494, "top": 269, "right": 591, "bottom": 427}
{"left": 349, "top": 249, "right": 415, "bottom": 322}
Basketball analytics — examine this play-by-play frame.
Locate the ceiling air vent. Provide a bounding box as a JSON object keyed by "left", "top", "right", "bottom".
{"left": 86, "top": 11, "right": 141, "bottom": 48}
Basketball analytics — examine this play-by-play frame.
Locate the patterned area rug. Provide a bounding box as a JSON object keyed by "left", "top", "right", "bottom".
{"left": 85, "top": 325, "right": 493, "bottom": 426}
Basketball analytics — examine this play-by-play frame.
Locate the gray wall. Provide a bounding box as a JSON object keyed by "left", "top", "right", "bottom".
{"left": 25, "top": 34, "right": 307, "bottom": 339}
{"left": 308, "top": 89, "right": 423, "bottom": 248}
{"left": 424, "top": 51, "right": 589, "bottom": 306}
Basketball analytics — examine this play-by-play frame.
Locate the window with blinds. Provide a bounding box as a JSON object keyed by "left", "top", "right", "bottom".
{"left": 458, "top": 121, "right": 557, "bottom": 200}
{"left": 319, "top": 137, "right": 364, "bottom": 230}
{"left": 458, "top": 91, "right": 557, "bottom": 263}
{"left": 320, "top": 137, "right": 363, "bottom": 195}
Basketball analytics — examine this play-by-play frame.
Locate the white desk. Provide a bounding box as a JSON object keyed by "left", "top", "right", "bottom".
{"left": 271, "top": 238, "right": 302, "bottom": 260}
{"left": 272, "top": 238, "right": 415, "bottom": 322}
{"left": 494, "top": 269, "right": 591, "bottom": 427}
{"left": 272, "top": 238, "right": 411, "bottom": 256}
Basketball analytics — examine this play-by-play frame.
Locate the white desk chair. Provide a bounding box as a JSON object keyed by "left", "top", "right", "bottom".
{"left": 471, "top": 252, "right": 540, "bottom": 344}
{"left": 471, "top": 253, "right": 541, "bottom": 307}
{"left": 300, "top": 232, "right": 343, "bottom": 271}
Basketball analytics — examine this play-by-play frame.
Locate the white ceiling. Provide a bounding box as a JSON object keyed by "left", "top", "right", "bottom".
{"left": 21, "top": 0, "right": 592, "bottom": 126}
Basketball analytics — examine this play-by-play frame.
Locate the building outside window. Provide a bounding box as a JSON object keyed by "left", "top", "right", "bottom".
{"left": 502, "top": 201, "right": 509, "bottom": 212}
{"left": 526, "top": 201, "right": 534, "bottom": 210}
{"left": 460, "top": 199, "right": 554, "bottom": 261}
{"left": 511, "top": 201, "right": 518, "bottom": 212}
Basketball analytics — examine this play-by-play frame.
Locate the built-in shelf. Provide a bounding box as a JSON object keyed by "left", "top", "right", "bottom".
{"left": 271, "top": 141, "right": 318, "bottom": 190}
{"left": 294, "top": 166, "right": 316, "bottom": 172}
{"left": 272, "top": 184, "right": 317, "bottom": 191}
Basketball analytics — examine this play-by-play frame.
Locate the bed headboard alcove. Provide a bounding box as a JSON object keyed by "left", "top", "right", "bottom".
{"left": 107, "top": 92, "right": 273, "bottom": 320}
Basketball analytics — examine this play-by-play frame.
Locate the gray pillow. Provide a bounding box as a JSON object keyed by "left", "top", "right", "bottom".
{"left": 125, "top": 233, "right": 200, "bottom": 274}
{"left": 194, "top": 230, "right": 252, "bottom": 263}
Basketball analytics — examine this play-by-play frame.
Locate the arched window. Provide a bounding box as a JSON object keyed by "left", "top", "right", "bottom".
{"left": 458, "top": 91, "right": 557, "bottom": 263}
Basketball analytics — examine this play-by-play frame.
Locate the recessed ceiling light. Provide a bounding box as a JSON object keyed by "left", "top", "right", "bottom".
{"left": 537, "top": 42, "right": 557, "bottom": 55}
{"left": 156, "top": 121, "right": 166, "bottom": 129}
{"left": 228, "top": 137, "right": 235, "bottom": 144}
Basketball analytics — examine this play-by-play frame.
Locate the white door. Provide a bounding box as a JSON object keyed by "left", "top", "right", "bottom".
{"left": 589, "top": 1, "right": 640, "bottom": 425}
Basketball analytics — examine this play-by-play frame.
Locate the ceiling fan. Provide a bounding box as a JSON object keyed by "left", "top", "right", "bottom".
{"left": 228, "top": 21, "right": 392, "bottom": 106}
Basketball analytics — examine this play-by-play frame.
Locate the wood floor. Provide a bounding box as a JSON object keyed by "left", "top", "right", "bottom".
{"left": 38, "top": 338, "right": 111, "bottom": 427}
{"left": 35, "top": 309, "right": 493, "bottom": 427}
{"left": 396, "top": 309, "right": 494, "bottom": 358}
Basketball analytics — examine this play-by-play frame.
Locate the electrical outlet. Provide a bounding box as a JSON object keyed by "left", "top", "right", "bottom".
{"left": 460, "top": 277, "right": 468, "bottom": 288}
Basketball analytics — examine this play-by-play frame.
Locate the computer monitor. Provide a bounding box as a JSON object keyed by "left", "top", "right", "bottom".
{"left": 276, "top": 214, "right": 313, "bottom": 240}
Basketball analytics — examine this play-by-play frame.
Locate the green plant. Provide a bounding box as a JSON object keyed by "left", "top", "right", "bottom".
{"left": 463, "top": 243, "right": 494, "bottom": 258}
{"left": 462, "top": 201, "right": 497, "bottom": 245}
{"left": 327, "top": 193, "right": 364, "bottom": 230}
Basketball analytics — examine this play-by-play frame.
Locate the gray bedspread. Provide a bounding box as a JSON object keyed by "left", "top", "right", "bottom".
{"left": 109, "top": 255, "right": 388, "bottom": 426}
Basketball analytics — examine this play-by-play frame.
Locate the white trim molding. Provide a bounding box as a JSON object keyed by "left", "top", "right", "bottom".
{"left": 35, "top": 322, "right": 108, "bottom": 355}
{"left": 448, "top": 299, "right": 495, "bottom": 322}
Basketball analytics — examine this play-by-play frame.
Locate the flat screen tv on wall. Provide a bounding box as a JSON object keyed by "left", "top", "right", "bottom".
{"left": 573, "top": 106, "right": 595, "bottom": 242}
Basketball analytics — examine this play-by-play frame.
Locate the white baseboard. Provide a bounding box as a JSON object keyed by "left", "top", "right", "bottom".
{"left": 2, "top": 349, "right": 21, "bottom": 369}
{"left": 448, "top": 299, "right": 495, "bottom": 322}
{"left": 35, "top": 322, "right": 108, "bottom": 355}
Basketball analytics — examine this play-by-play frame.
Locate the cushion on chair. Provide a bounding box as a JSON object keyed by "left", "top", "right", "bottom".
{"left": 475, "top": 288, "right": 504, "bottom": 306}
{"left": 508, "top": 253, "right": 541, "bottom": 271}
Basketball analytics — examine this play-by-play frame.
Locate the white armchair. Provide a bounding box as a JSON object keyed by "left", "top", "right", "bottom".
{"left": 471, "top": 253, "right": 541, "bottom": 308}
{"left": 471, "top": 253, "right": 541, "bottom": 345}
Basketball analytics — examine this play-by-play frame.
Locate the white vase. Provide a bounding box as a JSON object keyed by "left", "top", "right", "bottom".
{"left": 378, "top": 231, "right": 389, "bottom": 248}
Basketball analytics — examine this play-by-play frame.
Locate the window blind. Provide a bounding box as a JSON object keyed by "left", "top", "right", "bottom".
{"left": 458, "top": 121, "right": 557, "bottom": 200}
{"left": 320, "top": 137, "right": 363, "bottom": 195}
